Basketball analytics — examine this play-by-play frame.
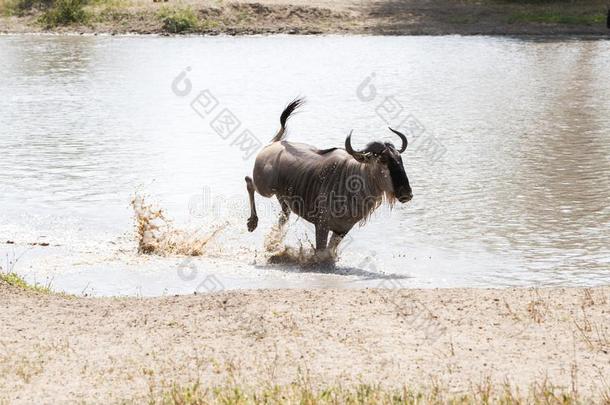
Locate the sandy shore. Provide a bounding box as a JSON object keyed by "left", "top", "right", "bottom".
{"left": 1, "top": 281, "right": 609, "bottom": 403}
{"left": 1, "top": 0, "right": 610, "bottom": 36}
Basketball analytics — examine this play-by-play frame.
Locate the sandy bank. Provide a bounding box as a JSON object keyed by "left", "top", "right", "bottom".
{"left": 1, "top": 282, "right": 609, "bottom": 403}
{"left": 1, "top": 0, "right": 610, "bottom": 36}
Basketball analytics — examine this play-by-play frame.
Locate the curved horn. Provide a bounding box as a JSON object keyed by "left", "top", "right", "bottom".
{"left": 388, "top": 127, "right": 408, "bottom": 153}
{"left": 345, "top": 130, "right": 358, "bottom": 156}
{"left": 345, "top": 130, "right": 367, "bottom": 160}
{"left": 345, "top": 130, "right": 369, "bottom": 162}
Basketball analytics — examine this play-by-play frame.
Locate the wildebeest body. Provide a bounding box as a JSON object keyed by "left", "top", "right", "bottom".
{"left": 252, "top": 141, "right": 390, "bottom": 235}
{"left": 245, "top": 98, "right": 412, "bottom": 256}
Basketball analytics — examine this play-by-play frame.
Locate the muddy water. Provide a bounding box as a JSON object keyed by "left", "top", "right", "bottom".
{"left": 0, "top": 35, "right": 609, "bottom": 296}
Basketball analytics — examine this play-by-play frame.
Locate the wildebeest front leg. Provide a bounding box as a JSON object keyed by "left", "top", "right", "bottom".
{"left": 315, "top": 225, "right": 329, "bottom": 251}
{"left": 245, "top": 176, "right": 258, "bottom": 232}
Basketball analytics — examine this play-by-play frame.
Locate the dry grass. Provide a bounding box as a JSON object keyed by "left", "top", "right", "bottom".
{"left": 526, "top": 289, "right": 548, "bottom": 324}
{"left": 573, "top": 309, "right": 610, "bottom": 355}
{"left": 13, "top": 356, "right": 45, "bottom": 384}
{"left": 145, "top": 378, "right": 608, "bottom": 405}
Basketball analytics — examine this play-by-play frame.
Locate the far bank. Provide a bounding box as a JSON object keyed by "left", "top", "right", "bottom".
{"left": 1, "top": 0, "right": 610, "bottom": 36}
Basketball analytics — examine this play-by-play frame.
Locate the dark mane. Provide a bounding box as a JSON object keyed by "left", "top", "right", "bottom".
{"left": 316, "top": 147, "right": 339, "bottom": 155}
{"left": 276, "top": 152, "right": 395, "bottom": 226}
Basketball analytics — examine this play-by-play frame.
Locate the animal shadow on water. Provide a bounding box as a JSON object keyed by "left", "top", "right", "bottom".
{"left": 263, "top": 249, "right": 411, "bottom": 281}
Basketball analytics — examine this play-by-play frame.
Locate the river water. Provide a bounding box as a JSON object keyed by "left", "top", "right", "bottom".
{"left": 1, "top": 34, "right": 609, "bottom": 296}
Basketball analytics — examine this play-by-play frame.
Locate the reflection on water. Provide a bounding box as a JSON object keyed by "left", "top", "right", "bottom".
{"left": 512, "top": 41, "right": 610, "bottom": 273}
{"left": 0, "top": 35, "right": 609, "bottom": 295}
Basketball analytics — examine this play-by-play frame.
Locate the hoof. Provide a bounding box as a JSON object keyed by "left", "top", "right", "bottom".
{"left": 247, "top": 216, "right": 258, "bottom": 232}
{"left": 268, "top": 253, "right": 288, "bottom": 264}
{"left": 314, "top": 250, "right": 337, "bottom": 266}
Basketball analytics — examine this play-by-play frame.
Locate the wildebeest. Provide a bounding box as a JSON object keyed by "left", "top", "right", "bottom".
{"left": 245, "top": 98, "right": 412, "bottom": 257}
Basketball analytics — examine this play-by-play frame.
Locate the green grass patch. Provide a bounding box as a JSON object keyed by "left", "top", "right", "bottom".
{"left": 146, "top": 381, "right": 605, "bottom": 405}
{"left": 158, "top": 6, "right": 199, "bottom": 33}
{"left": 95, "top": 8, "right": 125, "bottom": 22}
{"left": 38, "top": 0, "right": 89, "bottom": 27}
{"left": 87, "top": 0, "right": 124, "bottom": 7}
{"left": 508, "top": 11, "right": 605, "bottom": 25}
{"left": 0, "top": 272, "right": 52, "bottom": 294}
{"left": 87, "top": 0, "right": 130, "bottom": 24}
{"left": 496, "top": 0, "right": 576, "bottom": 3}
{"left": 1, "top": 0, "right": 53, "bottom": 16}
{"left": 199, "top": 18, "right": 220, "bottom": 30}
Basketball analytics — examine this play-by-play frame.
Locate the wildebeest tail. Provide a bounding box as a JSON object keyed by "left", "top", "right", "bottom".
{"left": 270, "top": 97, "right": 305, "bottom": 142}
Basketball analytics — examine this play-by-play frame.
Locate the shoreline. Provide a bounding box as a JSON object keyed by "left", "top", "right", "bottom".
{"left": 2, "top": 282, "right": 609, "bottom": 403}
{"left": 3, "top": 31, "right": 610, "bottom": 39}
{"left": 1, "top": 0, "right": 609, "bottom": 37}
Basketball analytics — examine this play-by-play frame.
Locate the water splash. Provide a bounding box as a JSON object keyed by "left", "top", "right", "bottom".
{"left": 131, "top": 194, "right": 226, "bottom": 256}
{"left": 263, "top": 223, "right": 291, "bottom": 253}
{"left": 262, "top": 223, "right": 336, "bottom": 267}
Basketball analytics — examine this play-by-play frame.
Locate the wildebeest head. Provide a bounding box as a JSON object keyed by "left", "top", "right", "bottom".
{"left": 345, "top": 127, "right": 413, "bottom": 203}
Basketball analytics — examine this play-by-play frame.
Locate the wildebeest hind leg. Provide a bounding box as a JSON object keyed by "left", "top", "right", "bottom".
{"left": 277, "top": 197, "right": 291, "bottom": 228}
{"left": 245, "top": 176, "right": 258, "bottom": 232}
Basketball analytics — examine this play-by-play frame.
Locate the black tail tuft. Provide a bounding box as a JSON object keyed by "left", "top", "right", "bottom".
{"left": 280, "top": 98, "right": 305, "bottom": 129}
{"left": 271, "top": 97, "right": 305, "bottom": 142}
